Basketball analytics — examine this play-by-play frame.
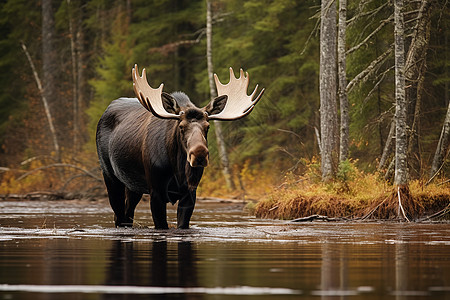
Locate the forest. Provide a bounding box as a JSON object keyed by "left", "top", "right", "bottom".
{"left": 0, "top": 0, "right": 449, "bottom": 220}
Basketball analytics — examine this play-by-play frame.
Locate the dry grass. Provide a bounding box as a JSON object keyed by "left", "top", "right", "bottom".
{"left": 253, "top": 165, "right": 450, "bottom": 221}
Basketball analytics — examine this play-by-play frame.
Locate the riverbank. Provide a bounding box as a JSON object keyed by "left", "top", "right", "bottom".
{"left": 249, "top": 178, "right": 450, "bottom": 222}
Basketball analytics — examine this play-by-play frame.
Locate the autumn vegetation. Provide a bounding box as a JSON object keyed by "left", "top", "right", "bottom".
{"left": 0, "top": 1, "right": 449, "bottom": 221}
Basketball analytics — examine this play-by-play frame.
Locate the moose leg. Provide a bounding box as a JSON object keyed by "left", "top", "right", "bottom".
{"left": 177, "top": 189, "right": 196, "bottom": 229}
{"left": 124, "top": 188, "right": 142, "bottom": 227}
{"left": 103, "top": 173, "right": 126, "bottom": 227}
{"left": 150, "top": 190, "right": 169, "bottom": 229}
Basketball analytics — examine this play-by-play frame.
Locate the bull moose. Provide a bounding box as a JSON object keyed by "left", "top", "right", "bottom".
{"left": 96, "top": 65, "right": 264, "bottom": 229}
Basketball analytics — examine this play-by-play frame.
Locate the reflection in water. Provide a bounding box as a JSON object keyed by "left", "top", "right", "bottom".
{"left": 104, "top": 240, "right": 198, "bottom": 299}
{"left": 395, "top": 235, "right": 408, "bottom": 300}
{"left": 0, "top": 200, "right": 450, "bottom": 299}
{"left": 318, "top": 243, "right": 351, "bottom": 298}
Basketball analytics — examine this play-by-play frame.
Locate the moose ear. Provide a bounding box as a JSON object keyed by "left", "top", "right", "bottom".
{"left": 161, "top": 92, "right": 180, "bottom": 114}
{"left": 205, "top": 95, "right": 228, "bottom": 116}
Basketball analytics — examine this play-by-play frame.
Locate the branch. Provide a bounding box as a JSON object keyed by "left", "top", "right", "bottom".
{"left": 417, "top": 203, "right": 450, "bottom": 222}
{"left": 21, "top": 42, "right": 60, "bottom": 160}
{"left": 361, "top": 65, "right": 395, "bottom": 109}
{"left": 397, "top": 186, "right": 410, "bottom": 222}
{"left": 17, "top": 163, "right": 102, "bottom": 182}
{"left": 148, "top": 29, "right": 206, "bottom": 55}
{"left": 291, "top": 214, "right": 350, "bottom": 222}
{"left": 347, "top": 2, "right": 389, "bottom": 26}
{"left": 347, "top": 14, "right": 393, "bottom": 55}
{"left": 347, "top": 45, "right": 393, "bottom": 93}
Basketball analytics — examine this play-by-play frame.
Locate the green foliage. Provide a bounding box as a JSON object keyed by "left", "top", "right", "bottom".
{"left": 0, "top": 0, "right": 448, "bottom": 184}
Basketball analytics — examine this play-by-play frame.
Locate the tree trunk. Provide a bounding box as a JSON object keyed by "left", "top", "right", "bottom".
{"left": 206, "top": 0, "right": 236, "bottom": 191}
{"left": 76, "top": 5, "right": 86, "bottom": 145}
{"left": 394, "top": 0, "right": 408, "bottom": 186}
{"left": 430, "top": 101, "right": 450, "bottom": 178}
{"left": 338, "top": 0, "right": 349, "bottom": 162}
{"left": 378, "top": 119, "right": 395, "bottom": 171}
{"left": 405, "top": 0, "right": 433, "bottom": 178}
{"left": 42, "top": 0, "right": 60, "bottom": 160}
{"left": 67, "top": 0, "right": 79, "bottom": 153}
{"left": 320, "top": 0, "right": 338, "bottom": 181}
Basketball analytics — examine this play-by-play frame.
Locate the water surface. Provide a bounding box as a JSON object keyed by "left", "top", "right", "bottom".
{"left": 0, "top": 199, "right": 449, "bottom": 299}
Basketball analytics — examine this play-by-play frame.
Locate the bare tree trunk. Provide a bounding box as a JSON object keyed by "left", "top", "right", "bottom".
{"left": 67, "top": 0, "right": 79, "bottom": 153}
{"left": 42, "top": 0, "right": 60, "bottom": 161}
{"left": 405, "top": 0, "right": 433, "bottom": 178}
{"left": 338, "top": 0, "right": 349, "bottom": 162}
{"left": 394, "top": 0, "right": 408, "bottom": 186}
{"left": 320, "top": 0, "right": 338, "bottom": 181}
{"left": 430, "top": 101, "right": 450, "bottom": 178}
{"left": 76, "top": 5, "right": 85, "bottom": 145}
{"left": 21, "top": 43, "right": 60, "bottom": 161}
{"left": 378, "top": 119, "right": 395, "bottom": 171}
{"left": 206, "top": 0, "right": 236, "bottom": 191}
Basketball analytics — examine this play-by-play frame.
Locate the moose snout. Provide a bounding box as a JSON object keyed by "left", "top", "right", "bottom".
{"left": 188, "top": 146, "right": 209, "bottom": 168}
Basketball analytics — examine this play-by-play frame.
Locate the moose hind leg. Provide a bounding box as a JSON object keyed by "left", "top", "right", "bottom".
{"left": 103, "top": 173, "right": 126, "bottom": 227}
{"left": 124, "top": 188, "right": 142, "bottom": 227}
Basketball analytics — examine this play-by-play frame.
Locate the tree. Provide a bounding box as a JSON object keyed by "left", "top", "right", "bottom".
{"left": 430, "top": 101, "right": 450, "bottom": 179}
{"left": 394, "top": 0, "right": 407, "bottom": 186}
{"left": 42, "top": 0, "right": 61, "bottom": 161}
{"left": 206, "top": 0, "right": 236, "bottom": 191}
{"left": 404, "top": 0, "right": 433, "bottom": 178}
{"left": 319, "top": 0, "right": 338, "bottom": 181}
{"left": 338, "top": 0, "right": 349, "bottom": 162}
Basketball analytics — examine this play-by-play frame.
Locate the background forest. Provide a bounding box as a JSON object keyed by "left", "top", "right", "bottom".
{"left": 0, "top": 0, "right": 448, "bottom": 201}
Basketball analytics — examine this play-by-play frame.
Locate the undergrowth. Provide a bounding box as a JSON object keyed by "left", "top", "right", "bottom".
{"left": 252, "top": 159, "right": 450, "bottom": 221}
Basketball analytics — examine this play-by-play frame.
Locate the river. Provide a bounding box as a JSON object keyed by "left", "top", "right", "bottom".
{"left": 0, "top": 199, "right": 449, "bottom": 299}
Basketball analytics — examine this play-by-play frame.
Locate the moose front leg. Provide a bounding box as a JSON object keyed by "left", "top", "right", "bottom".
{"left": 150, "top": 190, "right": 169, "bottom": 229}
{"left": 177, "top": 189, "right": 196, "bottom": 229}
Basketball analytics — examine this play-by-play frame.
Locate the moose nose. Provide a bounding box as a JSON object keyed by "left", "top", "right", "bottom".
{"left": 188, "top": 146, "right": 209, "bottom": 168}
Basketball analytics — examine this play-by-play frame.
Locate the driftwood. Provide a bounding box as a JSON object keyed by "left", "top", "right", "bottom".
{"left": 0, "top": 191, "right": 83, "bottom": 201}
{"left": 291, "top": 214, "right": 350, "bottom": 222}
{"left": 417, "top": 203, "right": 450, "bottom": 222}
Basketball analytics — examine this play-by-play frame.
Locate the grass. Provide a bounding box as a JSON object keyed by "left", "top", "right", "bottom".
{"left": 252, "top": 167, "right": 450, "bottom": 221}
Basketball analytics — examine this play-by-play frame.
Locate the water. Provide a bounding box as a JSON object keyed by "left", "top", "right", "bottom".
{"left": 0, "top": 199, "right": 449, "bottom": 299}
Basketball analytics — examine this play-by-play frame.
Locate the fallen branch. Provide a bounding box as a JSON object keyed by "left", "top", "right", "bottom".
{"left": 1, "top": 191, "right": 77, "bottom": 201}
{"left": 417, "top": 203, "right": 450, "bottom": 222}
{"left": 291, "top": 214, "right": 349, "bottom": 222}
{"left": 361, "top": 197, "right": 389, "bottom": 220}
{"left": 17, "top": 163, "right": 102, "bottom": 182}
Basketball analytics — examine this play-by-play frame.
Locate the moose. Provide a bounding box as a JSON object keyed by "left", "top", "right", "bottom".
{"left": 96, "top": 65, "right": 264, "bottom": 229}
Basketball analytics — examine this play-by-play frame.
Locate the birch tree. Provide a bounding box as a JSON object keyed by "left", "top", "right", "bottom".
{"left": 320, "top": 0, "right": 338, "bottom": 181}
{"left": 206, "top": 0, "right": 236, "bottom": 190}
{"left": 338, "top": 0, "right": 348, "bottom": 162}
{"left": 394, "top": 0, "right": 407, "bottom": 186}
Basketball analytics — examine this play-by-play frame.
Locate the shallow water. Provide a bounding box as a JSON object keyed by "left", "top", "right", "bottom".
{"left": 0, "top": 199, "right": 449, "bottom": 299}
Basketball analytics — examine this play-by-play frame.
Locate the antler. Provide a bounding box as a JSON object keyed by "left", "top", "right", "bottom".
{"left": 209, "top": 68, "right": 265, "bottom": 120}
{"left": 132, "top": 64, "right": 179, "bottom": 119}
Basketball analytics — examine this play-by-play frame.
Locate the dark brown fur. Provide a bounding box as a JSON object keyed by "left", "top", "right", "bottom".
{"left": 96, "top": 92, "right": 225, "bottom": 229}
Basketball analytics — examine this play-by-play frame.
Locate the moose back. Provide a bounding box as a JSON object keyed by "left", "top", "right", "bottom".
{"left": 96, "top": 65, "right": 264, "bottom": 229}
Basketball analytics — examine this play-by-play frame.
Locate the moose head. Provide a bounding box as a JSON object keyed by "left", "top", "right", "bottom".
{"left": 132, "top": 65, "right": 265, "bottom": 168}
